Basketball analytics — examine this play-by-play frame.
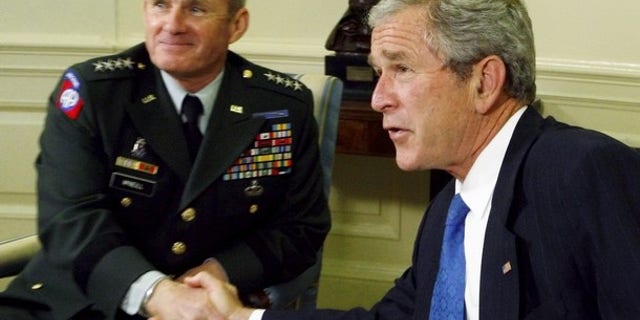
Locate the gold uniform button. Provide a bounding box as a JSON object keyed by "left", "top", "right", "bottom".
{"left": 243, "top": 69, "right": 253, "bottom": 79}
{"left": 249, "top": 204, "right": 259, "bottom": 214}
{"left": 31, "top": 283, "right": 44, "bottom": 290}
{"left": 181, "top": 208, "right": 197, "bottom": 222}
{"left": 171, "top": 242, "right": 187, "bottom": 255}
{"left": 120, "top": 197, "right": 132, "bottom": 207}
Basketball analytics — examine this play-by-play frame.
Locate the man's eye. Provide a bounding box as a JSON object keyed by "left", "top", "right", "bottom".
{"left": 152, "top": 0, "right": 166, "bottom": 9}
{"left": 190, "top": 6, "right": 205, "bottom": 14}
{"left": 396, "top": 65, "right": 410, "bottom": 73}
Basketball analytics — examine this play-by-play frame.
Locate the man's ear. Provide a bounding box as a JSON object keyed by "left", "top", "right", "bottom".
{"left": 228, "top": 8, "right": 249, "bottom": 44}
{"left": 471, "top": 55, "right": 506, "bottom": 114}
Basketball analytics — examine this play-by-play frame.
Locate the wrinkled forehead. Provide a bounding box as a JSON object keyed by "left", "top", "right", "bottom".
{"left": 371, "top": 7, "right": 427, "bottom": 42}
{"left": 371, "top": 22, "right": 426, "bottom": 44}
{"left": 367, "top": 10, "right": 446, "bottom": 71}
{"left": 370, "top": 16, "right": 428, "bottom": 57}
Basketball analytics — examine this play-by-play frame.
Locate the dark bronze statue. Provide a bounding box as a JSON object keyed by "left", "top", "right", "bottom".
{"left": 325, "top": 0, "right": 379, "bottom": 54}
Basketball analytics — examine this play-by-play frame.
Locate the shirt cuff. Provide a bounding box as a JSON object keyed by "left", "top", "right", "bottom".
{"left": 249, "top": 309, "right": 266, "bottom": 320}
{"left": 120, "top": 270, "right": 167, "bottom": 315}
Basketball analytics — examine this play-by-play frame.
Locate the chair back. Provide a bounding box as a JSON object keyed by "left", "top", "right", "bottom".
{"left": 292, "top": 74, "right": 343, "bottom": 197}
{"left": 0, "top": 234, "right": 40, "bottom": 277}
{"left": 263, "top": 74, "right": 342, "bottom": 310}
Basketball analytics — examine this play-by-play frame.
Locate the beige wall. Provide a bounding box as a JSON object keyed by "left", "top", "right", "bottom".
{"left": 1, "top": 0, "right": 639, "bottom": 308}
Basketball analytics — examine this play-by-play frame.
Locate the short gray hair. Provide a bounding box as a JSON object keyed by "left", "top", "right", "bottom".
{"left": 368, "top": 0, "right": 536, "bottom": 103}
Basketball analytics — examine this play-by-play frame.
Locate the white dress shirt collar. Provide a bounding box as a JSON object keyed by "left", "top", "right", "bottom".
{"left": 455, "top": 106, "right": 527, "bottom": 217}
{"left": 160, "top": 69, "right": 224, "bottom": 132}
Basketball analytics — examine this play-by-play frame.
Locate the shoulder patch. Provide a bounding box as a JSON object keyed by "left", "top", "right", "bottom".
{"left": 57, "top": 71, "right": 84, "bottom": 120}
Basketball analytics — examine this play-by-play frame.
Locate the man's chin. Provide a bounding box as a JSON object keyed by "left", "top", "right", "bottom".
{"left": 394, "top": 153, "right": 418, "bottom": 172}
{"left": 154, "top": 61, "right": 192, "bottom": 76}
{"left": 151, "top": 53, "right": 191, "bottom": 69}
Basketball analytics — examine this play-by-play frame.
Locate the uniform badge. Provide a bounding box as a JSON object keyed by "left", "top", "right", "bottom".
{"left": 263, "top": 72, "right": 304, "bottom": 91}
{"left": 93, "top": 57, "right": 135, "bottom": 72}
{"left": 230, "top": 105, "right": 244, "bottom": 114}
{"left": 131, "top": 138, "right": 147, "bottom": 158}
{"left": 141, "top": 94, "right": 157, "bottom": 104}
{"left": 223, "top": 123, "right": 294, "bottom": 181}
{"left": 57, "top": 71, "right": 84, "bottom": 120}
{"left": 109, "top": 172, "right": 156, "bottom": 197}
{"left": 244, "top": 180, "right": 264, "bottom": 197}
{"left": 115, "top": 156, "right": 159, "bottom": 175}
{"left": 253, "top": 110, "right": 289, "bottom": 119}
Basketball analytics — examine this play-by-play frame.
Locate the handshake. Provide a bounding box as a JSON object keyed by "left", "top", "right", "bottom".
{"left": 143, "top": 261, "right": 256, "bottom": 320}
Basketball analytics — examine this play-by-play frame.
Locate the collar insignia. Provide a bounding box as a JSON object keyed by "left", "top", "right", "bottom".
{"left": 230, "top": 105, "right": 244, "bottom": 114}
{"left": 141, "top": 94, "right": 157, "bottom": 104}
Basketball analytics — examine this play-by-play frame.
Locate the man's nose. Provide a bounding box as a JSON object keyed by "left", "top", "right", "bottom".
{"left": 371, "top": 75, "right": 393, "bottom": 113}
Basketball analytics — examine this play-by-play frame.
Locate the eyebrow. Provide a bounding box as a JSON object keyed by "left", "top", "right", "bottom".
{"left": 368, "top": 49, "right": 410, "bottom": 67}
{"left": 382, "top": 49, "right": 409, "bottom": 62}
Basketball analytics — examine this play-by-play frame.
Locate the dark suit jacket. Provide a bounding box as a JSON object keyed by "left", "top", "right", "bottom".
{"left": 0, "top": 44, "right": 330, "bottom": 319}
{"left": 265, "top": 107, "right": 640, "bottom": 319}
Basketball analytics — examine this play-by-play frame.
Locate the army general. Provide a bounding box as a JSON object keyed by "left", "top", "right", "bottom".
{"left": 0, "top": 0, "right": 330, "bottom": 319}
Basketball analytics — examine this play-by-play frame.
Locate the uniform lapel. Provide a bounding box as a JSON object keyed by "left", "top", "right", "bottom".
{"left": 126, "top": 67, "right": 192, "bottom": 182}
{"left": 479, "top": 107, "right": 546, "bottom": 319}
{"left": 180, "top": 68, "right": 265, "bottom": 208}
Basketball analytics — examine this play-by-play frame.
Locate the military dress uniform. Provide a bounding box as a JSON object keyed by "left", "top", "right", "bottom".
{"left": 0, "top": 43, "right": 330, "bottom": 320}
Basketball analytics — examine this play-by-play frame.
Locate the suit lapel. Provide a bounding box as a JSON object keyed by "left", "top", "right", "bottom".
{"left": 126, "top": 67, "right": 192, "bottom": 182}
{"left": 479, "top": 107, "right": 546, "bottom": 319}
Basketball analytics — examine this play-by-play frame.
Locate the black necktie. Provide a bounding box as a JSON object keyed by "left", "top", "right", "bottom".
{"left": 181, "top": 94, "right": 203, "bottom": 162}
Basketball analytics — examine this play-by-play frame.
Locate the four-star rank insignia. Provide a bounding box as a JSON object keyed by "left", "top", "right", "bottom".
{"left": 263, "top": 72, "right": 304, "bottom": 91}
{"left": 93, "top": 57, "right": 136, "bottom": 72}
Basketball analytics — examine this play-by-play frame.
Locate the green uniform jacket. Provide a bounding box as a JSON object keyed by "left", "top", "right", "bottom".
{"left": 1, "top": 43, "right": 330, "bottom": 319}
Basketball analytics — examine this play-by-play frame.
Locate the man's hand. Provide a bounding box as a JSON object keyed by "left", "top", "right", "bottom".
{"left": 177, "top": 258, "right": 230, "bottom": 283}
{"left": 145, "top": 278, "right": 224, "bottom": 320}
{"left": 185, "top": 272, "right": 256, "bottom": 320}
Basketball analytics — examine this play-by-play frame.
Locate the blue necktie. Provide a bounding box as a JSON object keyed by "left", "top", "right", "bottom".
{"left": 429, "top": 194, "right": 469, "bottom": 320}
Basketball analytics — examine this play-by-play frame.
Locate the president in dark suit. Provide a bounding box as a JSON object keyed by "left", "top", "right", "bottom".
{"left": 193, "top": 0, "right": 640, "bottom": 319}
{"left": 0, "top": 0, "right": 329, "bottom": 319}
